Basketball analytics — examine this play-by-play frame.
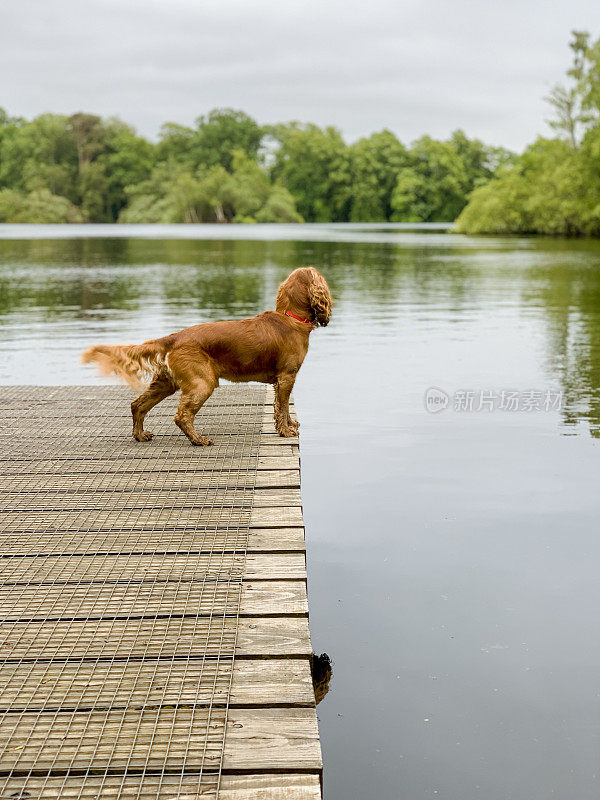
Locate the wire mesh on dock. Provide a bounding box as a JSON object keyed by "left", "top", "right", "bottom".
{"left": 0, "top": 384, "right": 265, "bottom": 799}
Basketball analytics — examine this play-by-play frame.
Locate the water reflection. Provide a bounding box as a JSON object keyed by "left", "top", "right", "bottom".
{"left": 522, "top": 247, "right": 600, "bottom": 437}
{"left": 311, "top": 652, "right": 333, "bottom": 705}
{"left": 1, "top": 234, "right": 600, "bottom": 438}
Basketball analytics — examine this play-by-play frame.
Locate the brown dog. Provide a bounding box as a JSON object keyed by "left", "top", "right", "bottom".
{"left": 81, "top": 267, "right": 332, "bottom": 445}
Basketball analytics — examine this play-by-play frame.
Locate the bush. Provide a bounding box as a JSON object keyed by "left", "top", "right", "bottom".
{"left": 0, "top": 188, "right": 84, "bottom": 223}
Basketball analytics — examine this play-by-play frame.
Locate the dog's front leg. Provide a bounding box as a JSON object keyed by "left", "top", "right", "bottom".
{"left": 274, "top": 372, "right": 298, "bottom": 437}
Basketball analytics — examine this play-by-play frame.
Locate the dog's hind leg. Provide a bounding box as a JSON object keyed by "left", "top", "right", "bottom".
{"left": 131, "top": 374, "right": 177, "bottom": 442}
{"left": 174, "top": 377, "right": 216, "bottom": 446}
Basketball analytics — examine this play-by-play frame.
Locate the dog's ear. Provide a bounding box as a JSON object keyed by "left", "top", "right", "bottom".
{"left": 307, "top": 269, "right": 332, "bottom": 327}
{"left": 276, "top": 280, "right": 288, "bottom": 313}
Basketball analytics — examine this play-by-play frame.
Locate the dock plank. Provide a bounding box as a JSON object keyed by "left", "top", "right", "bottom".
{"left": 0, "top": 552, "right": 306, "bottom": 584}
{"left": 0, "top": 707, "right": 321, "bottom": 772}
{"left": 0, "top": 580, "right": 309, "bottom": 621}
{"left": 0, "top": 658, "right": 314, "bottom": 710}
{"left": 0, "top": 527, "right": 306, "bottom": 556}
{"left": 0, "top": 468, "right": 301, "bottom": 491}
{"left": 0, "top": 774, "right": 321, "bottom": 800}
{"left": 0, "top": 487, "right": 302, "bottom": 510}
{"left": 0, "top": 551, "right": 306, "bottom": 586}
{"left": 0, "top": 616, "right": 312, "bottom": 661}
{"left": 0, "top": 504, "right": 303, "bottom": 532}
{"left": 0, "top": 440, "right": 296, "bottom": 460}
{"left": 0, "top": 454, "right": 299, "bottom": 473}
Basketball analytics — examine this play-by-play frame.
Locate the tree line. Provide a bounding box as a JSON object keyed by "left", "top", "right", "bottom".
{"left": 0, "top": 106, "right": 509, "bottom": 224}
{"left": 456, "top": 31, "right": 600, "bottom": 236}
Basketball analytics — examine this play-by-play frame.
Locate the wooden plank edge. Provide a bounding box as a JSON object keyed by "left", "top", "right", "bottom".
{"left": 0, "top": 773, "right": 322, "bottom": 800}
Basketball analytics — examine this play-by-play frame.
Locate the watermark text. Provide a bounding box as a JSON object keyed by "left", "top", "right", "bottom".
{"left": 424, "top": 387, "right": 564, "bottom": 414}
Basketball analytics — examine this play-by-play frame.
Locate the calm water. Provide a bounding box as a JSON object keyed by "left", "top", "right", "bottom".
{"left": 1, "top": 224, "right": 599, "bottom": 800}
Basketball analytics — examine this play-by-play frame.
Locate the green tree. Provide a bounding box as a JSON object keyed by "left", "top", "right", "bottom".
{"left": 156, "top": 122, "right": 195, "bottom": 165}
{"left": 544, "top": 32, "right": 594, "bottom": 149}
{"left": 349, "top": 130, "right": 408, "bottom": 221}
{"left": 545, "top": 84, "right": 587, "bottom": 150}
{"left": 570, "top": 30, "right": 600, "bottom": 118}
{"left": 0, "top": 111, "right": 27, "bottom": 189}
{"left": 270, "top": 123, "right": 352, "bottom": 221}
{"left": 227, "top": 151, "right": 302, "bottom": 222}
{"left": 228, "top": 150, "right": 271, "bottom": 220}
{"left": 391, "top": 136, "right": 464, "bottom": 221}
{"left": 66, "top": 113, "right": 110, "bottom": 220}
{"left": 67, "top": 113, "right": 105, "bottom": 170}
{"left": 120, "top": 152, "right": 303, "bottom": 224}
{"left": 455, "top": 138, "right": 598, "bottom": 235}
{"left": 255, "top": 186, "right": 303, "bottom": 223}
{"left": 119, "top": 162, "right": 197, "bottom": 223}
{"left": 4, "top": 114, "right": 79, "bottom": 200}
{"left": 156, "top": 110, "right": 263, "bottom": 172}
{"left": 101, "top": 120, "right": 155, "bottom": 220}
{"left": 193, "top": 109, "right": 262, "bottom": 170}
{"left": 391, "top": 132, "right": 512, "bottom": 222}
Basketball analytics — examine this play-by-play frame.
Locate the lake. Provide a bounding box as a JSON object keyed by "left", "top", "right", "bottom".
{"left": 0, "top": 223, "right": 599, "bottom": 800}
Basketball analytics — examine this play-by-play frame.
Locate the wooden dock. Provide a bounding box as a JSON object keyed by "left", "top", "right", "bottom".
{"left": 0, "top": 385, "right": 322, "bottom": 799}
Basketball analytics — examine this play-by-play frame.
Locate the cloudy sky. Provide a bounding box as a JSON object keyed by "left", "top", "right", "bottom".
{"left": 2, "top": 0, "right": 600, "bottom": 151}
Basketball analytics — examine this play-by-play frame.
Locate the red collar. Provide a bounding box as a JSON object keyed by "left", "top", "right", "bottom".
{"left": 285, "top": 310, "right": 313, "bottom": 325}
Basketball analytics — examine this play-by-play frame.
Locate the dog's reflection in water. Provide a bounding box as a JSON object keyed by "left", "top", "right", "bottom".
{"left": 310, "top": 652, "right": 333, "bottom": 705}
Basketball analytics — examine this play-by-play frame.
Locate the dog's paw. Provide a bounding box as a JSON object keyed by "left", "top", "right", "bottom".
{"left": 190, "top": 436, "right": 213, "bottom": 446}
{"left": 277, "top": 425, "right": 298, "bottom": 438}
{"left": 134, "top": 430, "right": 153, "bottom": 442}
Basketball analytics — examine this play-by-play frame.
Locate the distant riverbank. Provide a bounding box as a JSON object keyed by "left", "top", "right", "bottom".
{"left": 0, "top": 222, "right": 453, "bottom": 242}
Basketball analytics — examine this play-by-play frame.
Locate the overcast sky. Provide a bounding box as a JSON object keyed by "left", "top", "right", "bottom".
{"left": 2, "top": 0, "right": 600, "bottom": 152}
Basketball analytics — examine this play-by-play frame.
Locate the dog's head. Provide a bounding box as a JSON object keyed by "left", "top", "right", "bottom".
{"left": 276, "top": 267, "right": 332, "bottom": 327}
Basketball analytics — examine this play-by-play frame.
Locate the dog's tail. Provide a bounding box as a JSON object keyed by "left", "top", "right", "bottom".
{"left": 80, "top": 339, "right": 171, "bottom": 391}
